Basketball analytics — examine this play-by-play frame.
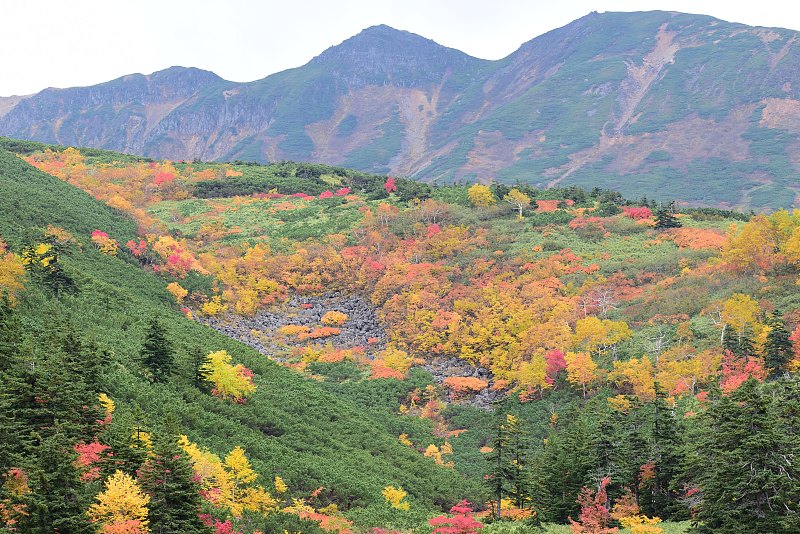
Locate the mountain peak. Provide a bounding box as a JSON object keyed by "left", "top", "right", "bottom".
{"left": 145, "top": 65, "right": 223, "bottom": 83}
{"left": 309, "top": 24, "right": 484, "bottom": 87}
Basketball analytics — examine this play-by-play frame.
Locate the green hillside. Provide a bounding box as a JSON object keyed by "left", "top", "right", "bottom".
{"left": 0, "top": 144, "right": 482, "bottom": 532}
{"left": 2, "top": 138, "right": 800, "bottom": 533}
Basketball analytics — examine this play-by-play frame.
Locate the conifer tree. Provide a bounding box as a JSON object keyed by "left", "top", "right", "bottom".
{"left": 0, "top": 296, "right": 21, "bottom": 372}
{"left": 683, "top": 379, "right": 800, "bottom": 532}
{"left": 646, "top": 384, "right": 684, "bottom": 519}
{"left": 24, "top": 427, "right": 92, "bottom": 533}
{"left": 139, "top": 414, "right": 207, "bottom": 533}
{"left": 103, "top": 407, "right": 150, "bottom": 477}
{"left": 506, "top": 414, "right": 531, "bottom": 510}
{"left": 141, "top": 317, "right": 174, "bottom": 382}
{"left": 764, "top": 311, "right": 792, "bottom": 377}
{"left": 722, "top": 325, "right": 755, "bottom": 358}
{"left": 486, "top": 404, "right": 514, "bottom": 520}
{"left": 654, "top": 201, "right": 681, "bottom": 229}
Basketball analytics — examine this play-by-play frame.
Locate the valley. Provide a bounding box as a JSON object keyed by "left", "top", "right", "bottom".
{"left": 1, "top": 135, "right": 798, "bottom": 532}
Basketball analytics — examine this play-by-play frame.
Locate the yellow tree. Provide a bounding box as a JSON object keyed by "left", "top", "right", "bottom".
{"left": 609, "top": 357, "right": 656, "bottom": 401}
{"left": 224, "top": 446, "right": 258, "bottom": 516}
{"left": 718, "top": 293, "right": 760, "bottom": 347}
{"left": 722, "top": 210, "right": 800, "bottom": 272}
{"left": 0, "top": 243, "right": 26, "bottom": 304}
{"left": 200, "top": 350, "right": 256, "bottom": 402}
{"left": 382, "top": 486, "right": 410, "bottom": 511}
{"left": 565, "top": 351, "right": 598, "bottom": 398}
{"left": 504, "top": 188, "right": 531, "bottom": 219}
{"left": 573, "top": 316, "right": 632, "bottom": 358}
{"left": 468, "top": 184, "right": 497, "bottom": 208}
{"left": 179, "top": 437, "right": 276, "bottom": 518}
{"left": 515, "top": 354, "right": 550, "bottom": 397}
{"left": 87, "top": 470, "right": 150, "bottom": 533}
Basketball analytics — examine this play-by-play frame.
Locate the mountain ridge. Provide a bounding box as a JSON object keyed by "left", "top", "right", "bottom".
{"left": 2, "top": 11, "right": 800, "bottom": 209}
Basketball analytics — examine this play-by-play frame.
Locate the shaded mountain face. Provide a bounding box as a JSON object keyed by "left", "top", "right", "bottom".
{"left": 3, "top": 11, "right": 800, "bottom": 209}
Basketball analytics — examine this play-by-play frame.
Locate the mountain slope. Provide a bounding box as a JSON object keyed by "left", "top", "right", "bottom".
{"left": 3, "top": 11, "right": 800, "bottom": 209}
{"left": 0, "top": 144, "right": 482, "bottom": 517}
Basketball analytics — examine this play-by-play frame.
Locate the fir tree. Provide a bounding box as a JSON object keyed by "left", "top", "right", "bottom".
{"left": 141, "top": 317, "right": 174, "bottom": 383}
{"left": 722, "top": 325, "right": 755, "bottom": 358}
{"left": 139, "top": 415, "right": 207, "bottom": 534}
{"left": 24, "top": 427, "right": 92, "bottom": 533}
{"left": 764, "top": 311, "right": 793, "bottom": 377}
{"left": 486, "top": 400, "right": 519, "bottom": 519}
{"left": 102, "top": 406, "right": 150, "bottom": 477}
{"left": 646, "top": 384, "right": 684, "bottom": 519}
{"left": 683, "top": 379, "right": 800, "bottom": 532}
{"left": 529, "top": 402, "right": 597, "bottom": 522}
{"left": 506, "top": 414, "right": 531, "bottom": 510}
{"left": 654, "top": 201, "right": 681, "bottom": 229}
{"left": 0, "top": 296, "right": 22, "bottom": 372}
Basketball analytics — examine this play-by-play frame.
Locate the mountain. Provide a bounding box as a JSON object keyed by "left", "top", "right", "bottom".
{"left": 2, "top": 11, "right": 800, "bottom": 209}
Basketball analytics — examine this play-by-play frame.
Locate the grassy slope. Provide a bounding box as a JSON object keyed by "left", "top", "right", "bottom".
{"left": 0, "top": 146, "right": 482, "bottom": 513}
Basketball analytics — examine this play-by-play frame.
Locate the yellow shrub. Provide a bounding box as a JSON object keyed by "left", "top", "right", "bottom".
{"left": 320, "top": 311, "right": 348, "bottom": 326}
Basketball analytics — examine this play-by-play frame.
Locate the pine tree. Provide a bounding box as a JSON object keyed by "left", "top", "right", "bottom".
{"left": 764, "top": 311, "right": 792, "bottom": 377}
{"left": 0, "top": 296, "right": 22, "bottom": 372}
{"left": 506, "top": 414, "right": 531, "bottom": 510}
{"left": 529, "top": 402, "right": 597, "bottom": 523}
{"left": 141, "top": 318, "right": 174, "bottom": 383}
{"left": 103, "top": 406, "right": 150, "bottom": 477}
{"left": 138, "top": 415, "right": 207, "bottom": 534}
{"left": 654, "top": 202, "right": 681, "bottom": 229}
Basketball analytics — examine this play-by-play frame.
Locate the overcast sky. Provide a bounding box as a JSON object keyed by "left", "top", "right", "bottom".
{"left": 3, "top": 0, "right": 800, "bottom": 96}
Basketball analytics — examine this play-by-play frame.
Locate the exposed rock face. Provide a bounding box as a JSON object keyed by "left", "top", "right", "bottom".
{"left": 200, "top": 292, "right": 500, "bottom": 408}
{"left": 199, "top": 292, "right": 387, "bottom": 357}
{"left": 4, "top": 11, "right": 800, "bottom": 208}
{"left": 424, "top": 356, "right": 501, "bottom": 410}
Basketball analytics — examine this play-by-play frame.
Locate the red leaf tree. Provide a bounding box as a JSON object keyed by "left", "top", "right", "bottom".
{"left": 569, "top": 477, "right": 618, "bottom": 533}
{"left": 429, "top": 500, "right": 484, "bottom": 534}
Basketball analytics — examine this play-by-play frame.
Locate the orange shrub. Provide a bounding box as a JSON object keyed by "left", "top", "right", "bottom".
{"left": 297, "top": 327, "right": 341, "bottom": 341}
{"left": 279, "top": 325, "right": 312, "bottom": 337}
{"left": 666, "top": 227, "right": 726, "bottom": 250}
{"left": 321, "top": 311, "right": 348, "bottom": 326}
{"left": 535, "top": 199, "right": 560, "bottom": 213}
{"left": 442, "top": 377, "right": 488, "bottom": 394}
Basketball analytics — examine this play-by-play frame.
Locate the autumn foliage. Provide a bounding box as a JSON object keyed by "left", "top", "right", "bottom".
{"left": 429, "top": 500, "right": 483, "bottom": 533}
{"left": 200, "top": 351, "right": 256, "bottom": 403}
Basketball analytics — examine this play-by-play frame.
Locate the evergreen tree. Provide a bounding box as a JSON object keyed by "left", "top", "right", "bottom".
{"left": 654, "top": 202, "right": 681, "bottom": 229}
{"left": 645, "top": 384, "right": 684, "bottom": 519}
{"left": 529, "top": 402, "right": 597, "bottom": 522}
{"left": 141, "top": 317, "right": 174, "bottom": 382}
{"left": 506, "top": 414, "right": 531, "bottom": 510}
{"left": 486, "top": 410, "right": 514, "bottom": 519}
{"left": 39, "top": 324, "right": 106, "bottom": 443}
{"left": 683, "top": 379, "right": 800, "bottom": 532}
{"left": 190, "top": 346, "right": 208, "bottom": 390}
{"left": 24, "top": 427, "right": 92, "bottom": 533}
{"left": 103, "top": 406, "right": 150, "bottom": 476}
{"left": 0, "top": 296, "right": 22, "bottom": 372}
{"left": 139, "top": 414, "right": 207, "bottom": 534}
{"left": 722, "top": 325, "right": 755, "bottom": 358}
{"left": 764, "top": 311, "right": 793, "bottom": 377}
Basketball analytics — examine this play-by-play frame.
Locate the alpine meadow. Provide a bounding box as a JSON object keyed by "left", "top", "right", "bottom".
{"left": 1, "top": 7, "right": 800, "bottom": 534}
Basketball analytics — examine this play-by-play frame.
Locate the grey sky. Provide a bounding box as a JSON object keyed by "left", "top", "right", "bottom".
{"left": 2, "top": 0, "right": 800, "bottom": 96}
